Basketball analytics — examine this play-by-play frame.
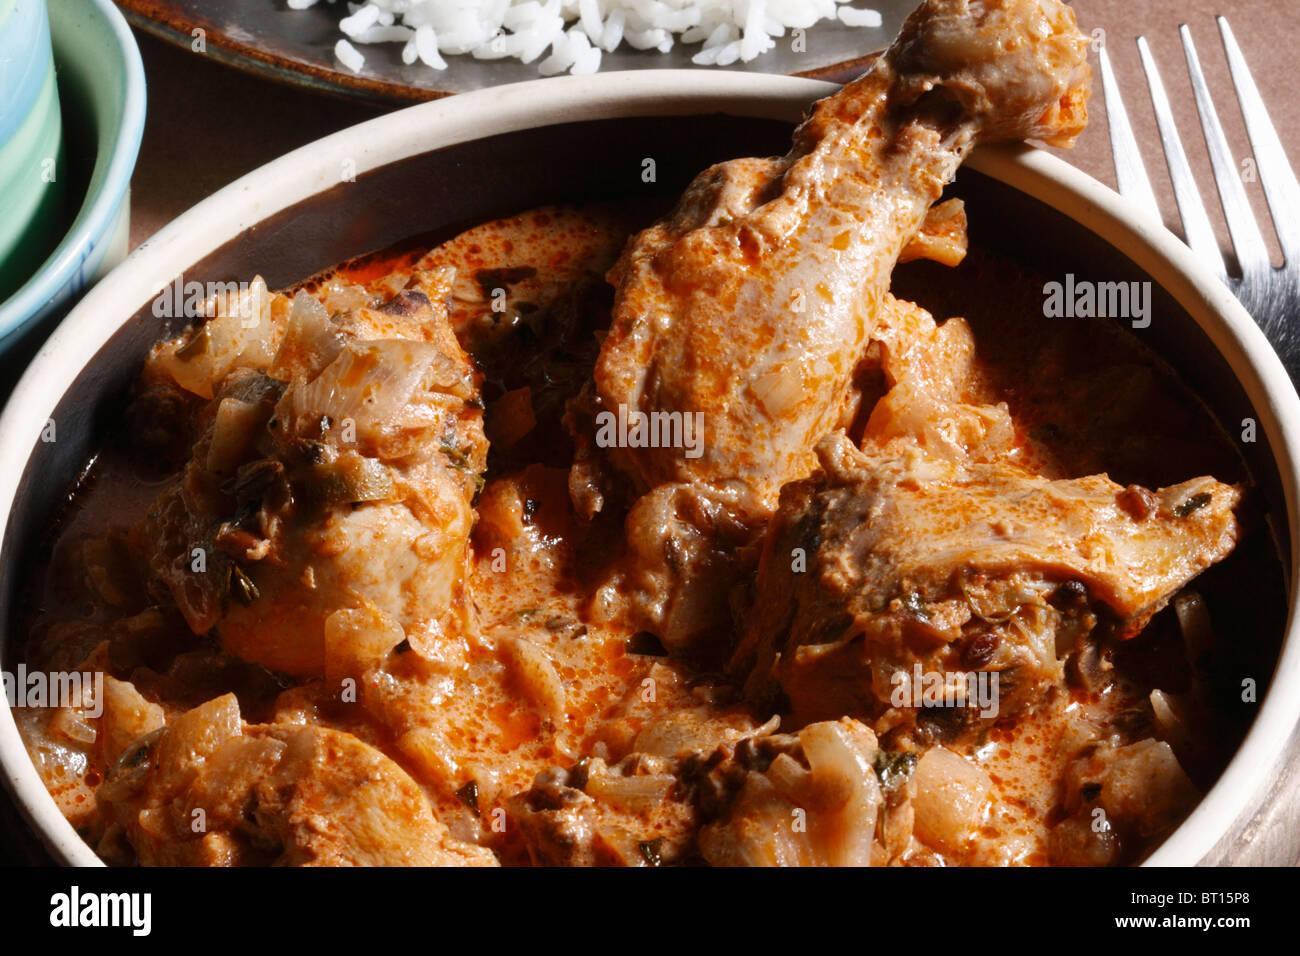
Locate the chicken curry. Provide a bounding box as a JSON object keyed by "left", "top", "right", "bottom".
{"left": 12, "top": 0, "right": 1282, "bottom": 866}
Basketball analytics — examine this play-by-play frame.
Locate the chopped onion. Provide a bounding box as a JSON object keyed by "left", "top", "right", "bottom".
{"left": 1149, "top": 688, "right": 1194, "bottom": 758}
{"left": 912, "top": 746, "right": 991, "bottom": 855}
{"left": 156, "top": 277, "right": 277, "bottom": 398}
{"left": 50, "top": 706, "right": 97, "bottom": 745}
{"left": 270, "top": 291, "right": 343, "bottom": 382}
{"left": 499, "top": 635, "right": 565, "bottom": 721}
{"left": 291, "top": 339, "right": 471, "bottom": 447}
{"left": 585, "top": 772, "right": 675, "bottom": 812}
{"left": 206, "top": 398, "right": 264, "bottom": 477}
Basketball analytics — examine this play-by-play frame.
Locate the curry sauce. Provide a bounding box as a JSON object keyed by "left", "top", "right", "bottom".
{"left": 12, "top": 195, "right": 1281, "bottom": 867}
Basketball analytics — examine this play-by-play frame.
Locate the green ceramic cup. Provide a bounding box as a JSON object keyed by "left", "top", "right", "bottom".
{"left": 0, "top": 0, "right": 66, "bottom": 302}
{"left": 0, "top": 0, "right": 145, "bottom": 361}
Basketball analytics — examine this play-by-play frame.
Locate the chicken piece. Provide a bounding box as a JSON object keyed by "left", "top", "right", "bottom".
{"left": 134, "top": 273, "right": 485, "bottom": 677}
{"left": 95, "top": 694, "right": 497, "bottom": 866}
{"left": 595, "top": 0, "right": 1088, "bottom": 499}
{"left": 730, "top": 435, "right": 1241, "bottom": 739}
{"left": 580, "top": 0, "right": 1091, "bottom": 648}
{"left": 611, "top": 300, "right": 1018, "bottom": 654}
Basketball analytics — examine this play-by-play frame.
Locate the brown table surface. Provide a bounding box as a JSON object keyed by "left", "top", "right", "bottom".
{"left": 10, "top": 1, "right": 1299, "bottom": 865}
{"left": 130, "top": 0, "right": 1300, "bottom": 267}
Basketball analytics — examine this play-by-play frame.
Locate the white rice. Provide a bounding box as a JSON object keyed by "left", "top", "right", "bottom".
{"left": 837, "top": 5, "right": 881, "bottom": 27}
{"left": 291, "top": 0, "right": 882, "bottom": 77}
{"left": 333, "top": 38, "right": 366, "bottom": 72}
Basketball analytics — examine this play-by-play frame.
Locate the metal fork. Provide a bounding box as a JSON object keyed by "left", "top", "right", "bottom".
{"left": 1098, "top": 17, "right": 1300, "bottom": 381}
{"left": 1104, "top": 19, "right": 1300, "bottom": 868}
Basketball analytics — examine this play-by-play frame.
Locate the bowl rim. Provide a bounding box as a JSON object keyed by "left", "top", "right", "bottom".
{"left": 0, "top": 0, "right": 146, "bottom": 342}
{"left": 1, "top": 69, "right": 1296, "bottom": 867}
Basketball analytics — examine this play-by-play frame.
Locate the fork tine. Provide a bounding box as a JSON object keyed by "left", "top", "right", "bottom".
{"left": 1180, "top": 24, "right": 1271, "bottom": 278}
{"left": 1136, "top": 37, "right": 1227, "bottom": 279}
{"left": 1218, "top": 16, "right": 1300, "bottom": 266}
{"left": 1097, "top": 45, "right": 1163, "bottom": 225}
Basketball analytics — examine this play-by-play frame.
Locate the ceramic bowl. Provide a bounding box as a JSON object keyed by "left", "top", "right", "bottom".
{"left": 0, "top": 0, "right": 145, "bottom": 360}
{"left": 0, "top": 0, "right": 66, "bottom": 302}
{"left": 0, "top": 72, "right": 1295, "bottom": 866}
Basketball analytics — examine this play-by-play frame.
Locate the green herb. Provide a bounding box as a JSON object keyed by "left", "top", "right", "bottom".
{"left": 229, "top": 458, "right": 284, "bottom": 501}
{"left": 120, "top": 734, "right": 156, "bottom": 769}
{"left": 440, "top": 439, "right": 473, "bottom": 471}
{"left": 1173, "top": 493, "right": 1211, "bottom": 517}
{"left": 638, "top": 838, "right": 665, "bottom": 867}
{"left": 901, "top": 591, "right": 930, "bottom": 621}
{"left": 455, "top": 780, "right": 480, "bottom": 817}
{"left": 175, "top": 325, "right": 210, "bottom": 361}
{"left": 312, "top": 456, "right": 394, "bottom": 506}
{"left": 229, "top": 565, "right": 260, "bottom": 606}
{"left": 873, "top": 750, "right": 918, "bottom": 791}
{"left": 298, "top": 440, "right": 327, "bottom": 465}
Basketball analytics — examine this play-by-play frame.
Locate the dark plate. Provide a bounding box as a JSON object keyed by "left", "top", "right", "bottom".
{"left": 114, "top": 0, "right": 905, "bottom": 103}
